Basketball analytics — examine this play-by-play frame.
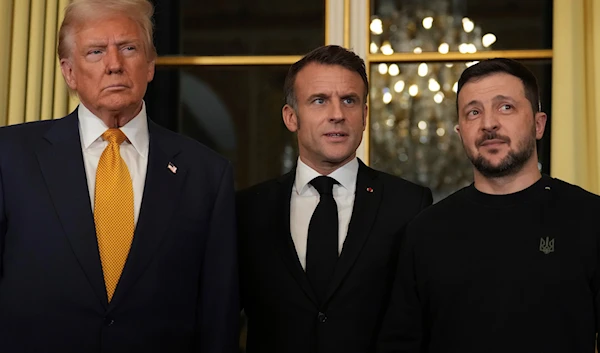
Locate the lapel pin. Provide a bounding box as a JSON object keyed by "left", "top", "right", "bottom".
{"left": 167, "top": 162, "right": 177, "bottom": 174}
{"left": 366, "top": 187, "right": 373, "bottom": 193}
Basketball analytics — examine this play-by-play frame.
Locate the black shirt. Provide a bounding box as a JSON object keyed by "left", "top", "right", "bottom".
{"left": 378, "top": 174, "right": 600, "bottom": 353}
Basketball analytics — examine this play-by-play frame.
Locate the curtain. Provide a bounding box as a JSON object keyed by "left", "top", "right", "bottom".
{"left": 552, "top": 0, "right": 600, "bottom": 194}
{"left": 0, "top": 0, "right": 75, "bottom": 127}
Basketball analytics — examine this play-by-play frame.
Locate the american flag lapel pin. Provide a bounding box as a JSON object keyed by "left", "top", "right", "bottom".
{"left": 167, "top": 162, "right": 177, "bottom": 174}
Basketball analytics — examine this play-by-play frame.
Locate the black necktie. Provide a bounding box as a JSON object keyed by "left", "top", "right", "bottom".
{"left": 306, "top": 175, "right": 339, "bottom": 305}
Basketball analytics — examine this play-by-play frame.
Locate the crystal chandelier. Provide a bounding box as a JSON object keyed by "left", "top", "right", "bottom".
{"left": 369, "top": 0, "right": 497, "bottom": 201}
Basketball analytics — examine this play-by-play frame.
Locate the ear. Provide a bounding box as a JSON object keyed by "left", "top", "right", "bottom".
{"left": 147, "top": 59, "right": 155, "bottom": 82}
{"left": 534, "top": 112, "right": 547, "bottom": 140}
{"left": 454, "top": 123, "right": 463, "bottom": 141}
{"left": 282, "top": 104, "right": 299, "bottom": 133}
{"left": 60, "top": 58, "right": 77, "bottom": 90}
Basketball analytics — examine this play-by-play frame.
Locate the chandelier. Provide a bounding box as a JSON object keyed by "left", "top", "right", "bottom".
{"left": 369, "top": 0, "right": 497, "bottom": 201}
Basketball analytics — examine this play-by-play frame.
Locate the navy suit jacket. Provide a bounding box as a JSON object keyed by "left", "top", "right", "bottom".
{"left": 0, "top": 109, "right": 239, "bottom": 353}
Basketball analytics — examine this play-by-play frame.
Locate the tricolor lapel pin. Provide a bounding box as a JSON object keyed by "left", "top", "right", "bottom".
{"left": 167, "top": 162, "right": 177, "bottom": 174}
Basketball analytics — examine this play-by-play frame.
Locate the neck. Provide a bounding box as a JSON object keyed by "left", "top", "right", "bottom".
{"left": 473, "top": 158, "right": 542, "bottom": 195}
{"left": 299, "top": 154, "right": 356, "bottom": 175}
{"left": 88, "top": 101, "right": 143, "bottom": 128}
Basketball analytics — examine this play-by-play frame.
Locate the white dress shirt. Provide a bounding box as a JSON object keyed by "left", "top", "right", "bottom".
{"left": 290, "top": 157, "right": 358, "bottom": 270}
{"left": 78, "top": 102, "right": 149, "bottom": 225}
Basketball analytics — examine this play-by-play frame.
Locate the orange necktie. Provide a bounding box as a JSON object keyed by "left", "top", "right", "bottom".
{"left": 94, "top": 128, "right": 134, "bottom": 301}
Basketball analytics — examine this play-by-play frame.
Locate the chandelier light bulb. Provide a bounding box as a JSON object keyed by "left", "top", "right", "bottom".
{"left": 383, "top": 92, "right": 393, "bottom": 104}
{"left": 370, "top": 18, "right": 383, "bottom": 35}
{"left": 418, "top": 63, "right": 428, "bottom": 77}
{"left": 482, "top": 33, "right": 497, "bottom": 47}
{"left": 422, "top": 17, "right": 433, "bottom": 29}
{"left": 370, "top": 42, "right": 379, "bottom": 54}
{"left": 409, "top": 84, "right": 419, "bottom": 96}
{"left": 438, "top": 43, "right": 449, "bottom": 54}
{"left": 394, "top": 80, "right": 405, "bottom": 93}
{"left": 462, "top": 17, "right": 475, "bottom": 33}
{"left": 428, "top": 78, "right": 441, "bottom": 92}
{"left": 380, "top": 42, "right": 394, "bottom": 55}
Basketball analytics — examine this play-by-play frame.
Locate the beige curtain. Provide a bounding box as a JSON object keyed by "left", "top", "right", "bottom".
{"left": 552, "top": 0, "right": 600, "bottom": 194}
{"left": 0, "top": 0, "right": 76, "bottom": 127}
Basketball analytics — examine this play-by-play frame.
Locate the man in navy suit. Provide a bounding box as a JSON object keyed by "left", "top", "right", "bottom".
{"left": 0, "top": 1, "right": 238, "bottom": 352}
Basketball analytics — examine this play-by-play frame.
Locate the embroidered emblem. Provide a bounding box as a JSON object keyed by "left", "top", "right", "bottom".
{"left": 539, "top": 237, "right": 555, "bottom": 255}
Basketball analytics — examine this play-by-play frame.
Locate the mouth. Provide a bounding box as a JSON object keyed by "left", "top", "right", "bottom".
{"left": 104, "top": 84, "right": 129, "bottom": 91}
{"left": 324, "top": 132, "right": 348, "bottom": 138}
{"left": 479, "top": 139, "right": 507, "bottom": 147}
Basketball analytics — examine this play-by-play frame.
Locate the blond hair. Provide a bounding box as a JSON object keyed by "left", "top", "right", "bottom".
{"left": 58, "top": 0, "right": 157, "bottom": 60}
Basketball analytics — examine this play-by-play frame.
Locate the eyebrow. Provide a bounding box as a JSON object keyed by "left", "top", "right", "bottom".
{"left": 341, "top": 92, "right": 361, "bottom": 100}
{"left": 83, "top": 38, "right": 140, "bottom": 48}
{"left": 306, "top": 92, "right": 361, "bottom": 101}
{"left": 491, "top": 95, "right": 517, "bottom": 104}
{"left": 306, "top": 93, "right": 329, "bottom": 102}
{"left": 464, "top": 95, "right": 517, "bottom": 108}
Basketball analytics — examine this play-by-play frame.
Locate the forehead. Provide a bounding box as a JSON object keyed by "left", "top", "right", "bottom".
{"left": 74, "top": 14, "right": 142, "bottom": 44}
{"left": 294, "top": 63, "right": 365, "bottom": 95}
{"left": 458, "top": 72, "right": 526, "bottom": 106}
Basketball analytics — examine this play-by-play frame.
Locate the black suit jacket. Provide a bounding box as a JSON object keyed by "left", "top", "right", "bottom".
{"left": 0, "top": 110, "right": 239, "bottom": 353}
{"left": 237, "top": 160, "right": 432, "bottom": 353}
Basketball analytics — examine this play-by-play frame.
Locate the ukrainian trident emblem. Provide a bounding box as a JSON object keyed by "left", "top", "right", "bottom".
{"left": 539, "top": 237, "right": 555, "bottom": 255}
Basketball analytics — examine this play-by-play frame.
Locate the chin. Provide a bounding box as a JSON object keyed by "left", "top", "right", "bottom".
{"left": 324, "top": 153, "right": 354, "bottom": 165}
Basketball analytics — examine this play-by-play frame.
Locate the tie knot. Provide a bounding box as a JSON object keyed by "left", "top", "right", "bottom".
{"left": 102, "top": 128, "right": 127, "bottom": 145}
{"left": 310, "top": 176, "right": 338, "bottom": 196}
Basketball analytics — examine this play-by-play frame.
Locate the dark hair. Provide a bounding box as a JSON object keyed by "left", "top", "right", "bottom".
{"left": 283, "top": 45, "right": 369, "bottom": 110}
{"left": 457, "top": 58, "right": 541, "bottom": 114}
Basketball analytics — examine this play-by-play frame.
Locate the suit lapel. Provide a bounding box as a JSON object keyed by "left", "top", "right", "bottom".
{"left": 324, "top": 160, "right": 382, "bottom": 304}
{"left": 109, "top": 120, "right": 186, "bottom": 308}
{"left": 273, "top": 171, "right": 318, "bottom": 306}
{"left": 35, "top": 111, "right": 109, "bottom": 308}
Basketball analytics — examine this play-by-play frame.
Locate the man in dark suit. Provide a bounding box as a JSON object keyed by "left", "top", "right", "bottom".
{"left": 0, "top": 1, "right": 238, "bottom": 352}
{"left": 237, "top": 45, "right": 433, "bottom": 353}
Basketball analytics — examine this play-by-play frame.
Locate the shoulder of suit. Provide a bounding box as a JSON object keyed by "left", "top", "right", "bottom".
{"left": 150, "top": 121, "right": 230, "bottom": 166}
{"left": 237, "top": 168, "right": 295, "bottom": 200}
{"left": 366, "top": 166, "right": 430, "bottom": 193}
{"left": 0, "top": 119, "right": 57, "bottom": 148}
{"left": 237, "top": 174, "right": 287, "bottom": 198}
{"left": 0, "top": 119, "right": 56, "bottom": 136}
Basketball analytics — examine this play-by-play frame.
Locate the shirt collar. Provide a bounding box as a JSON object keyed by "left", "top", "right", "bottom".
{"left": 78, "top": 101, "right": 149, "bottom": 158}
{"left": 294, "top": 157, "right": 359, "bottom": 195}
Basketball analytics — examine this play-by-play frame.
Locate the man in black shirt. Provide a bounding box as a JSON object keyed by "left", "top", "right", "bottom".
{"left": 377, "top": 58, "right": 600, "bottom": 353}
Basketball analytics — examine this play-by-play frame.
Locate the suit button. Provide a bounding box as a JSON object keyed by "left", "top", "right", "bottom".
{"left": 104, "top": 316, "right": 115, "bottom": 327}
{"left": 317, "top": 312, "right": 327, "bottom": 323}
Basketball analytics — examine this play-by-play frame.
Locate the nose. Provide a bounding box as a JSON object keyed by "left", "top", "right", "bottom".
{"left": 480, "top": 111, "right": 499, "bottom": 132}
{"left": 328, "top": 100, "right": 345, "bottom": 123}
{"left": 104, "top": 47, "right": 123, "bottom": 74}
